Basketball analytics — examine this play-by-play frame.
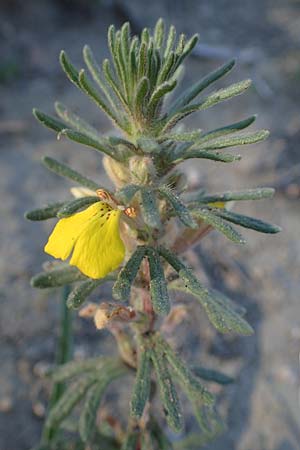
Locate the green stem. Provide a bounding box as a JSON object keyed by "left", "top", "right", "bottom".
{"left": 42, "top": 285, "right": 73, "bottom": 444}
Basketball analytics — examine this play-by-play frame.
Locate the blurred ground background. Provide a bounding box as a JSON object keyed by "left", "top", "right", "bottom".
{"left": 0, "top": 0, "right": 300, "bottom": 449}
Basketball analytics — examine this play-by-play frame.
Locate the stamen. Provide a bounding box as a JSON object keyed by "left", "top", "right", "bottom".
{"left": 96, "top": 189, "right": 111, "bottom": 201}
{"left": 124, "top": 207, "right": 136, "bottom": 218}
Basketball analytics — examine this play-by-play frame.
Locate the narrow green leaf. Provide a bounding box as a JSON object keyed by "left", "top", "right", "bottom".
{"left": 137, "top": 41, "right": 148, "bottom": 79}
{"left": 119, "top": 23, "right": 131, "bottom": 99}
{"left": 45, "top": 375, "right": 97, "bottom": 431}
{"left": 195, "top": 130, "right": 269, "bottom": 151}
{"left": 50, "top": 357, "right": 110, "bottom": 383}
{"left": 61, "top": 128, "right": 117, "bottom": 159}
{"left": 102, "top": 58, "right": 129, "bottom": 111}
{"left": 158, "top": 246, "right": 185, "bottom": 273}
{"left": 42, "top": 156, "right": 99, "bottom": 190}
{"left": 148, "top": 80, "right": 177, "bottom": 117}
{"left": 154, "top": 18, "right": 165, "bottom": 49}
{"left": 189, "top": 187, "right": 275, "bottom": 204}
{"left": 57, "top": 196, "right": 99, "bottom": 218}
{"left": 194, "top": 115, "right": 256, "bottom": 144}
{"left": 107, "top": 24, "right": 116, "bottom": 63}
{"left": 173, "top": 34, "right": 199, "bottom": 70}
{"left": 108, "top": 136, "right": 136, "bottom": 152}
{"left": 130, "top": 348, "right": 152, "bottom": 418}
{"left": 140, "top": 188, "right": 162, "bottom": 229}
{"left": 116, "top": 184, "right": 140, "bottom": 204}
{"left": 67, "top": 277, "right": 114, "bottom": 310}
{"left": 210, "top": 289, "right": 246, "bottom": 317}
{"left": 137, "top": 137, "right": 160, "bottom": 153}
{"left": 134, "top": 76, "right": 150, "bottom": 116}
{"left": 147, "top": 247, "right": 170, "bottom": 315}
{"left": 175, "top": 149, "right": 241, "bottom": 163}
{"left": 24, "top": 203, "right": 65, "bottom": 221}
{"left": 159, "top": 185, "right": 197, "bottom": 228}
{"left": 191, "top": 208, "right": 246, "bottom": 244}
{"left": 186, "top": 78, "right": 252, "bottom": 113}
{"left": 33, "top": 108, "right": 66, "bottom": 133}
{"left": 31, "top": 266, "right": 86, "bottom": 289}
{"left": 113, "top": 246, "right": 147, "bottom": 302}
{"left": 175, "top": 33, "right": 186, "bottom": 56}
{"left": 141, "top": 27, "right": 150, "bottom": 44}
{"left": 191, "top": 366, "right": 234, "bottom": 385}
{"left": 79, "top": 362, "right": 127, "bottom": 442}
{"left": 54, "top": 101, "right": 102, "bottom": 140}
{"left": 164, "top": 25, "right": 176, "bottom": 58}
{"left": 213, "top": 209, "right": 281, "bottom": 234}
{"left": 120, "top": 22, "right": 130, "bottom": 64}
{"left": 151, "top": 347, "right": 183, "bottom": 432}
{"left": 128, "top": 37, "right": 138, "bottom": 93}
{"left": 163, "top": 79, "right": 252, "bottom": 133}
{"left": 59, "top": 50, "right": 80, "bottom": 87}
{"left": 78, "top": 69, "right": 123, "bottom": 130}
{"left": 159, "top": 129, "right": 202, "bottom": 143}
{"left": 179, "top": 267, "right": 254, "bottom": 335}
{"left": 109, "top": 31, "right": 127, "bottom": 93}
{"left": 83, "top": 45, "right": 119, "bottom": 113}
{"left": 170, "top": 59, "right": 235, "bottom": 111}
{"left": 157, "top": 51, "right": 175, "bottom": 84}
{"left": 113, "top": 32, "right": 126, "bottom": 82}
{"left": 158, "top": 247, "right": 253, "bottom": 335}
{"left": 155, "top": 335, "right": 214, "bottom": 405}
{"left": 185, "top": 403, "right": 224, "bottom": 437}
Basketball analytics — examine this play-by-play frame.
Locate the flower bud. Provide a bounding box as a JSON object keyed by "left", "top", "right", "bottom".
{"left": 129, "top": 155, "right": 156, "bottom": 185}
{"left": 103, "top": 156, "right": 131, "bottom": 188}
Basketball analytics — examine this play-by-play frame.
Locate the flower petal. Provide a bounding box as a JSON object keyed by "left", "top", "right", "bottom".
{"left": 44, "top": 202, "right": 110, "bottom": 260}
{"left": 70, "top": 208, "right": 125, "bottom": 279}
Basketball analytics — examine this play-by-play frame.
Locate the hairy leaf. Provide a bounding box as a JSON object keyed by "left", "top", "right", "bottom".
{"left": 191, "top": 366, "right": 234, "bottom": 385}
{"left": 140, "top": 188, "right": 162, "bottom": 229}
{"left": 159, "top": 247, "right": 253, "bottom": 335}
{"left": 147, "top": 247, "right": 170, "bottom": 315}
{"left": 54, "top": 101, "right": 102, "bottom": 141}
{"left": 194, "top": 130, "right": 269, "bottom": 151}
{"left": 57, "top": 196, "right": 99, "bottom": 218}
{"left": 79, "top": 362, "right": 127, "bottom": 442}
{"left": 33, "top": 109, "right": 66, "bottom": 133}
{"left": 42, "top": 156, "right": 99, "bottom": 190}
{"left": 25, "top": 203, "right": 65, "bottom": 221}
{"left": 113, "top": 246, "right": 147, "bottom": 301}
{"left": 45, "top": 375, "right": 97, "bottom": 431}
{"left": 130, "top": 348, "right": 152, "bottom": 418}
{"left": 212, "top": 209, "right": 281, "bottom": 234}
{"left": 170, "top": 59, "right": 235, "bottom": 111}
{"left": 191, "top": 208, "right": 246, "bottom": 244}
{"left": 194, "top": 115, "right": 256, "bottom": 144}
{"left": 50, "top": 357, "right": 111, "bottom": 383}
{"left": 151, "top": 347, "right": 183, "bottom": 432}
{"left": 67, "top": 277, "right": 114, "bottom": 309}
{"left": 31, "top": 266, "right": 86, "bottom": 288}
{"left": 159, "top": 185, "right": 197, "bottom": 228}
{"left": 189, "top": 187, "right": 275, "bottom": 204}
{"left": 155, "top": 335, "right": 214, "bottom": 405}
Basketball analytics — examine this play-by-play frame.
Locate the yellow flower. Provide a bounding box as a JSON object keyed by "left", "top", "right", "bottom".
{"left": 44, "top": 202, "right": 125, "bottom": 279}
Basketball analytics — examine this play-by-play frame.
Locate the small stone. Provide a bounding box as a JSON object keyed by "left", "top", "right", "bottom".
{"left": 0, "top": 397, "right": 13, "bottom": 412}
{"left": 33, "top": 361, "right": 51, "bottom": 377}
{"left": 32, "top": 401, "right": 46, "bottom": 418}
{"left": 273, "top": 365, "right": 297, "bottom": 385}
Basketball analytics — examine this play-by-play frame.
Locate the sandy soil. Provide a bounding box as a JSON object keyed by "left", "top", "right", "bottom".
{"left": 0, "top": 1, "right": 300, "bottom": 449}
